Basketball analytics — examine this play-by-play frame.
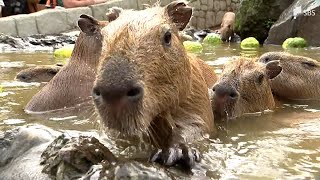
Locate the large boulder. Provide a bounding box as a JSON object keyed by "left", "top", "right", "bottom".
{"left": 235, "top": 0, "right": 294, "bottom": 44}
{"left": 264, "top": 0, "right": 320, "bottom": 47}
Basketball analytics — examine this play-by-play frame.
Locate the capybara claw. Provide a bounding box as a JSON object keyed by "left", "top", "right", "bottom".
{"left": 149, "top": 144, "right": 201, "bottom": 169}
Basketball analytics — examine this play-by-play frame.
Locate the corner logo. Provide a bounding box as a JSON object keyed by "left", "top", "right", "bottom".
{"left": 293, "top": 6, "right": 302, "bottom": 19}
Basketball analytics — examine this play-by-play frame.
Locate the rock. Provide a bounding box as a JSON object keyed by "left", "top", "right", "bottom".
{"left": 220, "top": 0, "right": 227, "bottom": 11}
{"left": 201, "top": 0, "right": 207, "bottom": 5}
{"left": 183, "top": 41, "right": 203, "bottom": 53}
{"left": 201, "top": 5, "right": 208, "bottom": 11}
{"left": 227, "top": 0, "right": 231, "bottom": 6}
{"left": 282, "top": 37, "right": 308, "bottom": 49}
{"left": 35, "top": 9, "right": 70, "bottom": 35}
{"left": 208, "top": 0, "right": 214, "bottom": 10}
{"left": 265, "top": 0, "right": 320, "bottom": 47}
{"left": 199, "top": 10, "right": 206, "bottom": 18}
{"left": 13, "top": 14, "right": 38, "bottom": 37}
{"left": 240, "top": 37, "right": 260, "bottom": 49}
{"left": 40, "top": 134, "right": 117, "bottom": 179}
{"left": 216, "top": 11, "right": 226, "bottom": 25}
{"left": 214, "top": 1, "right": 220, "bottom": 11}
{"left": 0, "top": 125, "right": 59, "bottom": 180}
{"left": 203, "top": 33, "right": 222, "bottom": 46}
{"left": 0, "top": 17, "right": 17, "bottom": 36}
{"left": 0, "top": 32, "right": 78, "bottom": 52}
{"left": 206, "top": 11, "right": 216, "bottom": 27}
{"left": 235, "top": 0, "right": 294, "bottom": 43}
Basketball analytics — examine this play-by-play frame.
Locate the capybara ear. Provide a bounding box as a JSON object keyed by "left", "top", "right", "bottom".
{"left": 78, "top": 14, "right": 101, "bottom": 35}
{"left": 266, "top": 60, "right": 282, "bottom": 79}
{"left": 165, "top": 0, "right": 192, "bottom": 31}
{"left": 106, "top": 7, "right": 123, "bottom": 22}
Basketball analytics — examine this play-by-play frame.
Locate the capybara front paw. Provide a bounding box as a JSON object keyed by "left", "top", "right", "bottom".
{"left": 149, "top": 143, "right": 201, "bottom": 169}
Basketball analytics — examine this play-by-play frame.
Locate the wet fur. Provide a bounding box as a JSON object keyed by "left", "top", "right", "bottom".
{"left": 94, "top": 5, "right": 215, "bottom": 148}
{"left": 212, "top": 57, "right": 277, "bottom": 119}
{"left": 259, "top": 52, "right": 320, "bottom": 100}
{"left": 15, "top": 65, "right": 62, "bottom": 83}
{"left": 25, "top": 31, "right": 103, "bottom": 112}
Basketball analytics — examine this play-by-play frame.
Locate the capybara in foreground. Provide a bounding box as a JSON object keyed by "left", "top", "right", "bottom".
{"left": 211, "top": 57, "right": 282, "bottom": 120}
{"left": 24, "top": 15, "right": 106, "bottom": 113}
{"left": 217, "top": 12, "right": 235, "bottom": 41}
{"left": 15, "top": 64, "right": 63, "bottom": 83}
{"left": 259, "top": 52, "right": 320, "bottom": 100}
{"left": 92, "top": 1, "right": 216, "bottom": 169}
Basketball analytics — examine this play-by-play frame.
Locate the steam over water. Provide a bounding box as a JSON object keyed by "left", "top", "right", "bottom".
{"left": 1, "top": 44, "right": 320, "bottom": 179}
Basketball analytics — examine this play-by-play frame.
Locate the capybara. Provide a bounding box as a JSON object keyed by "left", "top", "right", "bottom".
{"left": 217, "top": 12, "right": 235, "bottom": 41}
{"left": 259, "top": 52, "right": 320, "bottom": 100}
{"left": 211, "top": 57, "right": 282, "bottom": 120}
{"left": 15, "top": 64, "right": 63, "bottom": 83}
{"left": 24, "top": 15, "right": 107, "bottom": 113}
{"left": 92, "top": 1, "right": 216, "bottom": 169}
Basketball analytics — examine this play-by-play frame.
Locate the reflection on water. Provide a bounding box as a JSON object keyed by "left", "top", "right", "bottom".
{"left": 0, "top": 44, "right": 320, "bottom": 179}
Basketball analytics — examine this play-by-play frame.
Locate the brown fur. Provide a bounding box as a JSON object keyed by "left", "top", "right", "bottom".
{"left": 212, "top": 57, "right": 282, "bottom": 120}
{"left": 193, "top": 56, "right": 218, "bottom": 88}
{"left": 93, "top": 3, "right": 215, "bottom": 150}
{"left": 15, "top": 64, "right": 62, "bottom": 83}
{"left": 24, "top": 24, "right": 104, "bottom": 113}
{"left": 218, "top": 12, "right": 235, "bottom": 41}
{"left": 259, "top": 52, "right": 320, "bottom": 100}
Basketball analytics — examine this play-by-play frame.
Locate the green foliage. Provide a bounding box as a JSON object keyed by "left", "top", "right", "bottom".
{"left": 240, "top": 37, "right": 260, "bottom": 49}
{"left": 54, "top": 44, "right": 74, "bottom": 58}
{"left": 203, "top": 33, "right": 222, "bottom": 46}
{"left": 183, "top": 41, "right": 203, "bottom": 53}
{"left": 282, "top": 37, "right": 308, "bottom": 49}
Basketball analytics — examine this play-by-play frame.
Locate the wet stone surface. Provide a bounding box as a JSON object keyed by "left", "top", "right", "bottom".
{"left": 0, "top": 32, "right": 78, "bottom": 52}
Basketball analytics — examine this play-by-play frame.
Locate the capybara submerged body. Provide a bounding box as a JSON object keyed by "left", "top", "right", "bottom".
{"left": 259, "top": 52, "right": 320, "bottom": 100}
{"left": 211, "top": 57, "right": 282, "bottom": 120}
{"left": 92, "top": 1, "right": 215, "bottom": 169}
{"left": 24, "top": 16, "right": 105, "bottom": 113}
{"left": 15, "top": 64, "right": 63, "bottom": 83}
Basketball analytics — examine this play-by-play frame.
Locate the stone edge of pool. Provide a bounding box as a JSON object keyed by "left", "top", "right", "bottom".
{"left": 0, "top": 0, "right": 240, "bottom": 37}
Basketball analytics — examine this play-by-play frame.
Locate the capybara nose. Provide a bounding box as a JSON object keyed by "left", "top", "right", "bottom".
{"left": 212, "top": 84, "right": 239, "bottom": 100}
{"left": 93, "top": 83, "right": 144, "bottom": 104}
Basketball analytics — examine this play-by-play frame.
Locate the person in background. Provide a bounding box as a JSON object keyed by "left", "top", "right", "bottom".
{"left": 0, "top": 0, "right": 4, "bottom": 17}
{"left": 45, "top": 0, "right": 108, "bottom": 8}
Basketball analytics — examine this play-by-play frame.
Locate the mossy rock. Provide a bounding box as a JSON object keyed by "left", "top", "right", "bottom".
{"left": 203, "top": 33, "right": 222, "bottom": 46}
{"left": 240, "top": 37, "right": 260, "bottom": 49}
{"left": 183, "top": 41, "right": 203, "bottom": 53}
{"left": 282, "top": 37, "right": 307, "bottom": 49}
{"left": 0, "top": 86, "right": 2, "bottom": 93}
{"left": 54, "top": 44, "right": 74, "bottom": 58}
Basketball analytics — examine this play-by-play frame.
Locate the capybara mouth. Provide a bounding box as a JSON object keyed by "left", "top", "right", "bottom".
{"left": 212, "top": 93, "right": 237, "bottom": 120}
{"left": 94, "top": 98, "right": 147, "bottom": 136}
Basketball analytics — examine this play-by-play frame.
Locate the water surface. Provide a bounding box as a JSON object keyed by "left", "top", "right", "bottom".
{"left": 0, "top": 44, "right": 320, "bottom": 179}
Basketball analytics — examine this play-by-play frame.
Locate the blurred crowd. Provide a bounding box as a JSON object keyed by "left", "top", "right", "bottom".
{"left": 0, "top": 0, "right": 108, "bottom": 17}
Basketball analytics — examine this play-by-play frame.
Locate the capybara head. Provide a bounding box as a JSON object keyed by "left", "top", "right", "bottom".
{"left": 211, "top": 57, "right": 282, "bottom": 120}
{"left": 258, "top": 52, "right": 320, "bottom": 100}
{"left": 93, "top": 1, "right": 193, "bottom": 136}
{"left": 15, "top": 64, "right": 62, "bottom": 83}
{"left": 218, "top": 12, "right": 235, "bottom": 41}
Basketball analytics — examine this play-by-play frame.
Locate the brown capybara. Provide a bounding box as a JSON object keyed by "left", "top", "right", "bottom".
{"left": 24, "top": 15, "right": 107, "bottom": 113}
{"left": 15, "top": 64, "right": 63, "bottom": 83}
{"left": 193, "top": 56, "right": 218, "bottom": 88}
{"left": 259, "top": 52, "right": 320, "bottom": 100}
{"left": 92, "top": 1, "right": 216, "bottom": 169}
{"left": 211, "top": 57, "right": 282, "bottom": 120}
{"left": 217, "top": 12, "right": 235, "bottom": 41}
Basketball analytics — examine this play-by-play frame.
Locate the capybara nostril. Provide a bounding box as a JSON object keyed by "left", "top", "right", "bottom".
{"left": 214, "top": 84, "right": 239, "bottom": 100}
{"left": 126, "top": 86, "right": 144, "bottom": 102}
{"left": 94, "top": 83, "right": 143, "bottom": 105}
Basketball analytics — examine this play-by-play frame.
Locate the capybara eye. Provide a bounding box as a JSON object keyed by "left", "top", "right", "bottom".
{"left": 302, "top": 61, "right": 317, "bottom": 68}
{"left": 163, "top": 31, "right": 172, "bottom": 46}
{"left": 92, "top": 87, "right": 101, "bottom": 97}
{"left": 256, "top": 74, "right": 264, "bottom": 84}
{"left": 20, "top": 75, "right": 27, "bottom": 80}
{"left": 264, "top": 57, "right": 270, "bottom": 63}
